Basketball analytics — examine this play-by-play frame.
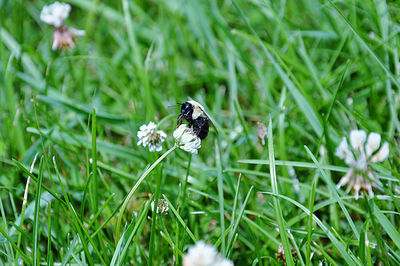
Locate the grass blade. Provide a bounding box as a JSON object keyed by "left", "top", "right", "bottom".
{"left": 91, "top": 107, "right": 98, "bottom": 212}
{"left": 32, "top": 156, "right": 44, "bottom": 266}
{"left": 306, "top": 171, "right": 318, "bottom": 266}
{"left": 226, "top": 185, "right": 253, "bottom": 258}
{"left": 267, "top": 117, "right": 294, "bottom": 266}
{"left": 372, "top": 202, "right": 400, "bottom": 251}
{"left": 215, "top": 140, "right": 226, "bottom": 254}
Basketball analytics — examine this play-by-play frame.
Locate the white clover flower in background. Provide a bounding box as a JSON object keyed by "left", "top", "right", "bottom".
{"left": 183, "top": 241, "right": 233, "bottom": 266}
{"left": 173, "top": 124, "right": 201, "bottom": 154}
{"left": 137, "top": 122, "right": 167, "bottom": 152}
{"left": 40, "top": 2, "right": 85, "bottom": 51}
{"left": 40, "top": 1, "right": 71, "bottom": 28}
{"left": 151, "top": 198, "right": 169, "bottom": 215}
{"left": 335, "top": 129, "right": 389, "bottom": 199}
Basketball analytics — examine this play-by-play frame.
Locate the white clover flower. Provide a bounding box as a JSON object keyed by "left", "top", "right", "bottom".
{"left": 335, "top": 129, "right": 389, "bottom": 199}
{"left": 151, "top": 199, "right": 169, "bottom": 215}
{"left": 183, "top": 241, "right": 233, "bottom": 266}
{"left": 40, "top": 2, "right": 85, "bottom": 51}
{"left": 40, "top": 1, "right": 71, "bottom": 28}
{"left": 173, "top": 124, "right": 201, "bottom": 154}
{"left": 137, "top": 122, "right": 167, "bottom": 152}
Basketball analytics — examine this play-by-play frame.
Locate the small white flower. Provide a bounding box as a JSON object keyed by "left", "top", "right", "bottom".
{"left": 151, "top": 199, "right": 169, "bottom": 215}
{"left": 40, "top": 1, "right": 71, "bottom": 28}
{"left": 137, "top": 122, "right": 167, "bottom": 152}
{"left": 173, "top": 125, "right": 201, "bottom": 154}
{"left": 335, "top": 130, "right": 389, "bottom": 199}
{"left": 183, "top": 241, "right": 233, "bottom": 266}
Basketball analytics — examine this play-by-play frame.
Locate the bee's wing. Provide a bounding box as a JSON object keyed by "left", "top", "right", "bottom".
{"left": 188, "top": 98, "right": 219, "bottom": 135}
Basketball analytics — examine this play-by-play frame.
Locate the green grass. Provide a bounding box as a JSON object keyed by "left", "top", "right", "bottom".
{"left": 1, "top": 0, "right": 400, "bottom": 264}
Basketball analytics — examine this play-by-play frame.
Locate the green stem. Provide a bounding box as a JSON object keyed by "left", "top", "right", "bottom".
{"left": 116, "top": 145, "right": 177, "bottom": 241}
{"left": 92, "top": 108, "right": 98, "bottom": 212}
{"left": 180, "top": 154, "right": 192, "bottom": 214}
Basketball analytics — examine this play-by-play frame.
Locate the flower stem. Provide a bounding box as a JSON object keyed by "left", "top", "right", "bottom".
{"left": 116, "top": 145, "right": 177, "bottom": 241}
{"left": 180, "top": 154, "right": 192, "bottom": 214}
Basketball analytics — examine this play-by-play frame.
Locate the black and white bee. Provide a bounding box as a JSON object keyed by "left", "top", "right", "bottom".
{"left": 176, "top": 100, "right": 210, "bottom": 139}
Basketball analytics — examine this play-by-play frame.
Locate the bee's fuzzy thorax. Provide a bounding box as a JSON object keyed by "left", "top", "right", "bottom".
{"left": 187, "top": 100, "right": 206, "bottom": 120}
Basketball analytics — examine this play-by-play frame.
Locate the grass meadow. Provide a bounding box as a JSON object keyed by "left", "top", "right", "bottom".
{"left": 1, "top": 0, "right": 400, "bottom": 265}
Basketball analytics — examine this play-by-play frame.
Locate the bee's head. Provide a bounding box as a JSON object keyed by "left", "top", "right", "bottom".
{"left": 177, "top": 102, "right": 193, "bottom": 125}
{"left": 181, "top": 102, "right": 193, "bottom": 117}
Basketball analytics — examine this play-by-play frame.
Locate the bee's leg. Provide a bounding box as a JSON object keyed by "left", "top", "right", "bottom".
{"left": 193, "top": 125, "right": 201, "bottom": 135}
{"left": 177, "top": 114, "right": 183, "bottom": 125}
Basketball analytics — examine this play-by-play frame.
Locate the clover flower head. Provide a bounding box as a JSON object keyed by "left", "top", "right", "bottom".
{"left": 40, "top": 1, "right": 71, "bottom": 28}
{"left": 335, "top": 130, "right": 389, "bottom": 199}
{"left": 40, "top": 2, "right": 85, "bottom": 51}
{"left": 173, "top": 124, "right": 201, "bottom": 154}
{"left": 183, "top": 241, "right": 233, "bottom": 266}
{"left": 151, "top": 199, "right": 169, "bottom": 215}
{"left": 137, "top": 122, "right": 167, "bottom": 152}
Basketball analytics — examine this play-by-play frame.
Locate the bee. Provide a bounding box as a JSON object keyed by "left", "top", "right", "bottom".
{"left": 176, "top": 100, "right": 211, "bottom": 139}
